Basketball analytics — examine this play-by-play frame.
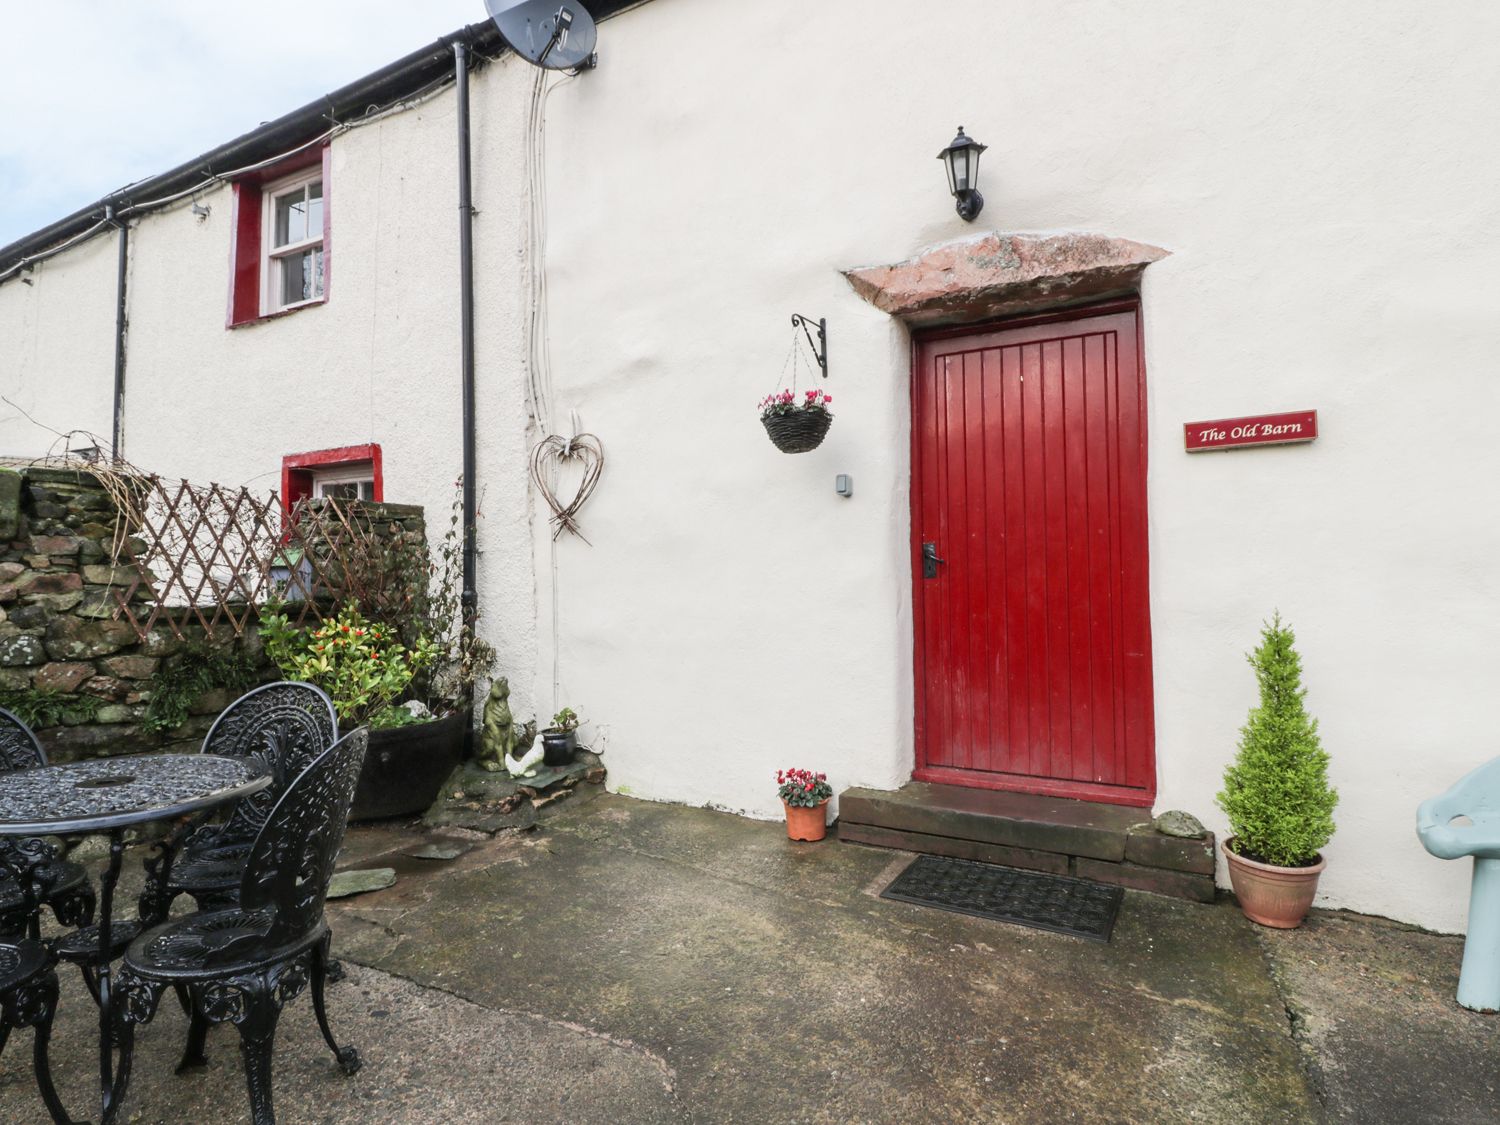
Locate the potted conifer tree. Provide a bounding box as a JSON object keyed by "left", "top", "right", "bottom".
{"left": 1216, "top": 613, "right": 1338, "bottom": 928}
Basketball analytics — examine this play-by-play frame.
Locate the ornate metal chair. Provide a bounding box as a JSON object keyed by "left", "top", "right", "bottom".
{"left": 109, "top": 729, "right": 367, "bottom": 1125}
{"left": 139, "top": 682, "right": 338, "bottom": 921}
{"left": 0, "top": 708, "right": 96, "bottom": 941}
{"left": 0, "top": 938, "right": 77, "bottom": 1124}
{"left": 55, "top": 683, "right": 335, "bottom": 998}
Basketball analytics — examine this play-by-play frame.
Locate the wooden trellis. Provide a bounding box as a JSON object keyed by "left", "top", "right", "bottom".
{"left": 103, "top": 474, "right": 424, "bottom": 641}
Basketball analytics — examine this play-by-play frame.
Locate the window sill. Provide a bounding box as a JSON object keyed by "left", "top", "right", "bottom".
{"left": 227, "top": 295, "right": 327, "bottom": 330}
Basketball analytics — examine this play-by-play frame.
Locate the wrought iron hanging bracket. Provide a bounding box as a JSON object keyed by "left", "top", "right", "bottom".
{"left": 790, "top": 314, "right": 828, "bottom": 378}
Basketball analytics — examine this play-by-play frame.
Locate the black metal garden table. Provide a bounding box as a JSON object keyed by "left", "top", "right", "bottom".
{"left": 0, "top": 754, "right": 270, "bottom": 1122}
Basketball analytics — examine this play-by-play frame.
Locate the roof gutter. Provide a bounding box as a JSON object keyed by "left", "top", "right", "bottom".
{"left": 2, "top": 2, "right": 653, "bottom": 280}
{"left": 0, "top": 22, "right": 506, "bottom": 278}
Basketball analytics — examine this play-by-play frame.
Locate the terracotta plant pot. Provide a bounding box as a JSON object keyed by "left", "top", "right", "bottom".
{"left": 783, "top": 799, "right": 829, "bottom": 842}
{"left": 1223, "top": 838, "right": 1326, "bottom": 928}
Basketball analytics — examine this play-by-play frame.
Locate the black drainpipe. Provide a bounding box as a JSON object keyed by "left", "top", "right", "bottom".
{"left": 454, "top": 43, "right": 478, "bottom": 624}
{"left": 107, "top": 207, "right": 128, "bottom": 460}
{"left": 454, "top": 43, "right": 480, "bottom": 755}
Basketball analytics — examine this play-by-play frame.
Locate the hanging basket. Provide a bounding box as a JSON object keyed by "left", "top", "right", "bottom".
{"left": 762, "top": 410, "right": 832, "bottom": 454}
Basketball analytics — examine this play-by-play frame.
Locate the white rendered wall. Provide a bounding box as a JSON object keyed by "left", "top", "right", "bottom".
{"left": 3, "top": 2, "right": 1498, "bottom": 933}
{"left": 0, "top": 231, "right": 117, "bottom": 455}
{"left": 118, "top": 71, "right": 542, "bottom": 724}
{"left": 0, "top": 65, "right": 543, "bottom": 726}
{"left": 530, "top": 0, "right": 1500, "bottom": 933}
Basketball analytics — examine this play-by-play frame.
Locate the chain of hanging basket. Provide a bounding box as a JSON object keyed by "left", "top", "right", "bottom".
{"left": 760, "top": 329, "right": 833, "bottom": 454}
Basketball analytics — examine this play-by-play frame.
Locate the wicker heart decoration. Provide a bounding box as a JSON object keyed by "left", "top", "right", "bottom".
{"left": 529, "top": 433, "right": 604, "bottom": 542}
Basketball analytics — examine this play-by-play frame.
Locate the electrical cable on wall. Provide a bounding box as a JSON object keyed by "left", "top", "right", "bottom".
{"left": 519, "top": 64, "right": 602, "bottom": 709}
{"left": 0, "top": 71, "right": 456, "bottom": 285}
{"left": 522, "top": 64, "right": 578, "bottom": 430}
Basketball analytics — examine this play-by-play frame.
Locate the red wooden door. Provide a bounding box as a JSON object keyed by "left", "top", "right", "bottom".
{"left": 911, "top": 304, "right": 1155, "bottom": 806}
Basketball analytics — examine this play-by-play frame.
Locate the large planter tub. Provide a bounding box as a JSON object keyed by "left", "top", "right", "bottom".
{"left": 351, "top": 711, "right": 468, "bottom": 821}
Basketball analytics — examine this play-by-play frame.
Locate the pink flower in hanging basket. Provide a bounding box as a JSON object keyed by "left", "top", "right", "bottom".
{"left": 758, "top": 385, "right": 833, "bottom": 421}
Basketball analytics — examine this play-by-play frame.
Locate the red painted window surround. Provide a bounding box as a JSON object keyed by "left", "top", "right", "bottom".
{"left": 281, "top": 444, "right": 383, "bottom": 510}
{"left": 227, "top": 145, "right": 332, "bottom": 328}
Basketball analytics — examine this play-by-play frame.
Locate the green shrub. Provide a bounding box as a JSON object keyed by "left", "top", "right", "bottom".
{"left": 0, "top": 689, "right": 102, "bottom": 728}
{"left": 142, "top": 644, "right": 260, "bottom": 734}
{"left": 259, "top": 601, "right": 435, "bottom": 726}
{"left": 369, "top": 704, "right": 423, "bottom": 729}
{"left": 1216, "top": 613, "right": 1338, "bottom": 867}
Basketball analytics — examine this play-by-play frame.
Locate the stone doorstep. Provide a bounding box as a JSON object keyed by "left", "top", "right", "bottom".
{"left": 1074, "top": 857, "right": 1216, "bottom": 904}
{"left": 1124, "top": 825, "right": 1216, "bottom": 875}
{"left": 838, "top": 782, "right": 1218, "bottom": 904}
{"left": 839, "top": 822, "right": 1071, "bottom": 875}
{"left": 839, "top": 782, "right": 1144, "bottom": 861}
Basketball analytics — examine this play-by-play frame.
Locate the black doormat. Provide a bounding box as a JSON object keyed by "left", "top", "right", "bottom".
{"left": 880, "top": 854, "right": 1124, "bottom": 942}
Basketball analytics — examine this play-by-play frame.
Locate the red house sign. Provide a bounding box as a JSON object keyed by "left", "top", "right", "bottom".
{"left": 1184, "top": 410, "right": 1318, "bottom": 453}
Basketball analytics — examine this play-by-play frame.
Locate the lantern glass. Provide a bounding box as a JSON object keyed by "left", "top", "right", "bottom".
{"left": 943, "top": 151, "right": 961, "bottom": 196}
{"left": 953, "top": 147, "right": 971, "bottom": 193}
{"left": 958, "top": 144, "right": 980, "bottom": 192}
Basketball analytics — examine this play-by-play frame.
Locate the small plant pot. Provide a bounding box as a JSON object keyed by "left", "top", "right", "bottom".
{"left": 1223, "top": 839, "right": 1326, "bottom": 928}
{"left": 762, "top": 411, "right": 832, "bottom": 454}
{"left": 541, "top": 729, "right": 577, "bottom": 766}
{"left": 783, "top": 799, "right": 829, "bottom": 842}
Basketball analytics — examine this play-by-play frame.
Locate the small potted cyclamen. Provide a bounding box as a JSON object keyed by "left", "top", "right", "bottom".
{"left": 540, "top": 707, "right": 581, "bottom": 766}
{"left": 777, "top": 768, "right": 833, "bottom": 841}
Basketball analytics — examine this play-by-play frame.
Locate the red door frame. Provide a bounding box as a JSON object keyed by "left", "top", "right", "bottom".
{"left": 908, "top": 298, "right": 1155, "bottom": 807}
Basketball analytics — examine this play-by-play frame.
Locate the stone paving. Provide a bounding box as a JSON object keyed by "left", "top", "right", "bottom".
{"left": 0, "top": 788, "right": 1495, "bottom": 1123}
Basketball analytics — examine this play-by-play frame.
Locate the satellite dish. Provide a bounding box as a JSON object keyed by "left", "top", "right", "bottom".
{"left": 485, "top": 0, "right": 598, "bottom": 70}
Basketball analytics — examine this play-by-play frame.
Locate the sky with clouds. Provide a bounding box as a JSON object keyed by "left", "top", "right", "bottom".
{"left": 0, "top": 0, "right": 488, "bottom": 247}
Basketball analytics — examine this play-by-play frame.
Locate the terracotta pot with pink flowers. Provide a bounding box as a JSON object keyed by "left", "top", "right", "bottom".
{"left": 777, "top": 768, "right": 833, "bottom": 841}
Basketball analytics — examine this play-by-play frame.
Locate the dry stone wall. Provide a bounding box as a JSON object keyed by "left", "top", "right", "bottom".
{"left": 0, "top": 466, "right": 425, "bottom": 762}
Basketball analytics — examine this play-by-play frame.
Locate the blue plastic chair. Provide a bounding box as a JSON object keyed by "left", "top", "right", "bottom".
{"left": 1416, "top": 756, "right": 1500, "bottom": 1012}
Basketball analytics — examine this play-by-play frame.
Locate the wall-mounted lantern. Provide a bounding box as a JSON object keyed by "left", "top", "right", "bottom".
{"left": 937, "top": 126, "right": 987, "bottom": 221}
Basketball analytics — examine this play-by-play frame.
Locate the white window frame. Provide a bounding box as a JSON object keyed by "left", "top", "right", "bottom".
{"left": 311, "top": 464, "right": 375, "bottom": 501}
{"left": 261, "top": 168, "right": 325, "bottom": 315}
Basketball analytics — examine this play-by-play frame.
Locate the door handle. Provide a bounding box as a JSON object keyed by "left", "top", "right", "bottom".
{"left": 921, "top": 541, "right": 946, "bottom": 579}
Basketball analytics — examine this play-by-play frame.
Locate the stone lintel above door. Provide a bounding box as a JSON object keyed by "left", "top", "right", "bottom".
{"left": 842, "top": 231, "right": 1170, "bottom": 326}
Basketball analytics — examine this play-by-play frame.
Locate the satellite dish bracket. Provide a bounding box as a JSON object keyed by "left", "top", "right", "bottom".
{"left": 485, "top": 0, "right": 600, "bottom": 72}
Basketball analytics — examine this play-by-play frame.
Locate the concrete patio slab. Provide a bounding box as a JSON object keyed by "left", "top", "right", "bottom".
{"left": 1258, "top": 909, "right": 1500, "bottom": 1124}
{"left": 0, "top": 961, "right": 681, "bottom": 1124}
{"left": 2, "top": 791, "right": 1493, "bottom": 1123}
{"left": 331, "top": 793, "right": 1317, "bottom": 1123}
